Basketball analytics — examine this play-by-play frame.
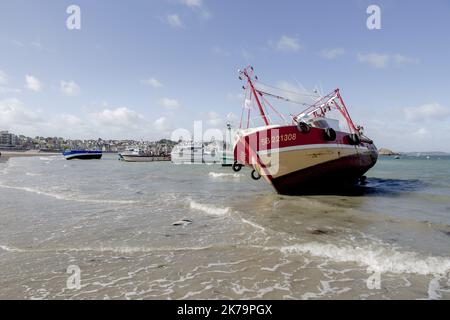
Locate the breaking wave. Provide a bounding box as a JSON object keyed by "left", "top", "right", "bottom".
{"left": 25, "top": 172, "right": 43, "bottom": 177}
{"left": 0, "top": 244, "right": 211, "bottom": 254}
{"left": 189, "top": 200, "right": 230, "bottom": 216}
{"left": 240, "top": 218, "right": 266, "bottom": 231}
{"left": 278, "top": 241, "right": 450, "bottom": 275}
{"left": 0, "top": 245, "right": 25, "bottom": 253}
{"left": 208, "top": 172, "right": 242, "bottom": 179}
{"left": 39, "top": 156, "right": 58, "bottom": 161}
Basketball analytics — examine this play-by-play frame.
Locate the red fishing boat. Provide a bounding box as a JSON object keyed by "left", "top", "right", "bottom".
{"left": 232, "top": 67, "right": 378, "bottom": 194}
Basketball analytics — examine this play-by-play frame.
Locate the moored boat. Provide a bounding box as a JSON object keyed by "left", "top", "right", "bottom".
{"left": 231, "top": 67, "right": 378, "bottom": 194}
{"left": 63, "top": 150, "right": 102, "bottom": 160}
{"left": 119, "top": 148, "right": 170, "bottom": 162}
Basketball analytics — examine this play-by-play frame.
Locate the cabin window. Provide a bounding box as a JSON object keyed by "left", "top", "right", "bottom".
{"left": 313, "top": 120, "right": 329, "bottom": 129}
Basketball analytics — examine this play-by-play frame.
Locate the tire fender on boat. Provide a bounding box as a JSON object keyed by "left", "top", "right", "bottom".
{"left": 347, "top": 133, "right": 361, "bottom": 145}
{"left": 323, "top": 128, "right": 336, "bottom": 141}
{"left": 251, "top": 169, "right": 262, "bottom": 180}
{"left": 232, "top": 161, "right": 243, "bottom": 172}
{"left": 297, "top": 121, "right": 311, "bottom": 134}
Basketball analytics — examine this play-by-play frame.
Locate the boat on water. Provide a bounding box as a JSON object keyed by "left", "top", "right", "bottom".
{"left": 231, "top": 67, "right": 378, "bottom": 194}
{"left": 170, "top": 141, "right": 203, "bottom": 164}
{"left": 171, "top": 140, "right": 226, "bottom": 164}
{"left": 119, "top": 148, "right": 170, "bottom": 162}
{"left": 63, "top": 150, "right": 103, "bottom": 160}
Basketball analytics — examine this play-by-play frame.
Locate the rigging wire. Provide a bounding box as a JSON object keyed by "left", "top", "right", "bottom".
{"left": 256, "top": 89, "right": 311, "bottom": 107}
{"left": 254, "top": 80, "right": 322, "bottom": 98}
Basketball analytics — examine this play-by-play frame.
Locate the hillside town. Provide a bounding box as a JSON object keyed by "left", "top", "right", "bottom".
{"left": 0, "top": 130, "right": 176, "bottom": 154}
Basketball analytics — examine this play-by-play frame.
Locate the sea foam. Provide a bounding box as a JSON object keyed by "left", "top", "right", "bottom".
{"left": 189, "top": 200, "right": 230, "bottom": 216}
{"left": 208, "top": 172, "right": 241, "bottom": 179}
{"left": 278, "top": 241, "right": 450, "bottom": 275}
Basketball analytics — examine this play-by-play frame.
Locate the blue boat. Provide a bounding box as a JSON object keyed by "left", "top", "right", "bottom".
{"left": 63, "top": 150, "right": 103, "bottom": 160}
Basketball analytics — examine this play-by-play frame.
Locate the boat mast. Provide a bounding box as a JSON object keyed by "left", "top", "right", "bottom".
{"left": 241, "top": 67, "right": 269, "bottom": 126}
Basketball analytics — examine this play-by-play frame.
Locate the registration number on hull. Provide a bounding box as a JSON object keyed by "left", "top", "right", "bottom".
{"left": 260, "top": 133, "right": 296, "bottom": 146}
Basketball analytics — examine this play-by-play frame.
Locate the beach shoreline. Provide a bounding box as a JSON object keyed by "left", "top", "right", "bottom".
{"left": 0, "top": 150, "right": 60, "bottom": 162}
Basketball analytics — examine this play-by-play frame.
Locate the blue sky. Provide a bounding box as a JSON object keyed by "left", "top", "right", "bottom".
{"left": 0, "top": 0, "right": 449, "bottom": 151}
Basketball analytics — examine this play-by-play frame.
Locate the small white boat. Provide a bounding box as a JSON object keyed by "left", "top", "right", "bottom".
{"left": 170, "top": 141, "right": 204, "bottom": 164}
{"left": 119, "top": 148, "right": 170, "bottom": 162}
{"left": 171, "top": 140, "right": 231, "bottom": 165}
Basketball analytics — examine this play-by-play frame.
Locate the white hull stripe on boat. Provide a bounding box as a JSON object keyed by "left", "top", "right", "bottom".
{"left": 64, "top": 153, "right": 101, "bottom": 159}
{"left": 257, "top": 143, "right": 370, "bottom": 156}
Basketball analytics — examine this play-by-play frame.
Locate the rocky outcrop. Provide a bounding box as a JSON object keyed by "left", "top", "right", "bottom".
{"left": 378, "top": 148, "right": 400, "bottom": 156}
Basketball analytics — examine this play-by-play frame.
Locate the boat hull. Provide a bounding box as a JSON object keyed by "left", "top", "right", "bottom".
{"left": 63, "top": 151, "right": 103, "bottom": 160}
{"left": 234, "top": 125, "right": 378, "bottom": 194}
{"left": 270, "top": 151, "right": 376, "bottom": 194}
{"left": 120, "top": 155, "right": 170, "bottom": 162}
{"left": 64, "top": 153, "right": 102, "bottom": 160}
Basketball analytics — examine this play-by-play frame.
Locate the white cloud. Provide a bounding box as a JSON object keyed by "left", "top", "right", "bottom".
{"left": 167, "top": 14, "right": 183, "bottom": 28}
{"left": 159, "top": 97, "right": 180, "bottom": 109}
{"left": 0, "top": 98, "right": 41, "bottom": 134}
{"left": 0, "top": 87, "right": 21, "bottom": 95}
{"left": 60, "top": 81, "right": 81, "bottom": 96}
{"left": 226, "top": 92, "right": 244, "bottom": 102}
{"left": 0, "top": 70, "right": 20, "bottom": 95}
{"left": 206, "top": 111, "right": 222, "bottom": 127}
{"left": 242, "top": 49, "right": 253, "bottom": 61}
{"left": 404, "top": 103, "right": 449, "bottom": 122}
{"left": 0, "top": 70, "right": 8, "bottom": 86}
{"left": 320, "top": 48, "right": 346, "bottom": 60}
{"left": 0, "top": 98, "right": 173, "bottom": 140}
{"left": 30, "top": 40, "right": 43, "bottom": 51}
{"left": 13, "top": 40, "right": 44, "bottom": 51}
{"left": 212, "top": 46, "right": 230, "bottom": 56}
{"left": 357, "top": 53, "right": 419, "bottom": 69}
{"left": 181, "top": 0, "right": 203, "bottom": 7}
{"left": 180, "top": 0, "right": 211, "bottom": 19}
{"left": 89, "top": 107, "right": 144, "bottom": 129}
{"left": 357, "top": 53, "right": 389, "bottom": 69}
{"left": 413, "top": 127, "right": 429, "bottom": 138}
{"left": 274, "top": 35, "right": 302, "bottom": 53}
{"left": 392, "top": 54, "right": 420, "bottom": 65}
{"left": 154, "top": 116, "right": 170, "bottom": 132}
{"left": 25, "top": 75, "right": 42, "bottom": 92}
{"left": 12, "top": 40, "right": 25, "bottom": 47}
{"left": 141, "top": 78, "right": 163, "bottom": 88}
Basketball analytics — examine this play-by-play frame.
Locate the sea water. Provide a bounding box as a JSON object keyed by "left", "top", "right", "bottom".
{"left": 0, "top": 154, "right": 449, "bottom": 299}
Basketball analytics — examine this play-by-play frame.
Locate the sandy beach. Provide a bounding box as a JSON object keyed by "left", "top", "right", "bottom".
{"left": 0, "top": 151, "right": 60, "bottom": 162}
